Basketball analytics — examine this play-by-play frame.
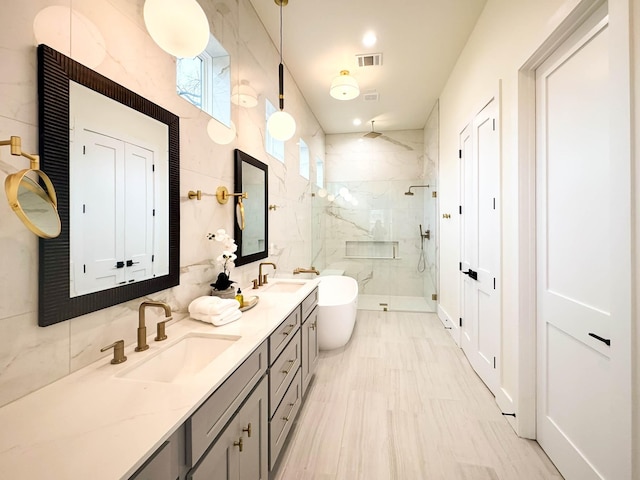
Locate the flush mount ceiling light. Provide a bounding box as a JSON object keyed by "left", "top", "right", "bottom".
{"left": 267, "top": 0, "right": 296, "bottom": 141}
{"left": 231, "top": 80, "right": 258, "bottom": 108}
{"left": 143, "top": 0, "right": 210, "bottom": 58}
{"left": 330, "top": 70, "right": 360, "bottom": 101}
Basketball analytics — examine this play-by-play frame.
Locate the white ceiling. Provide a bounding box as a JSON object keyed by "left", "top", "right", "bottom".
{"left": 249, "top": 0, "right": 487, "bottom": 135}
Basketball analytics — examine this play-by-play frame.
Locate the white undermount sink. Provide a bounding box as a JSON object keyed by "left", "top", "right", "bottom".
{"left": 261, "top": 280, "right": 307, "bottom": 294}
{"left": 117, "top": 333, "right": 240, "bottom": 383}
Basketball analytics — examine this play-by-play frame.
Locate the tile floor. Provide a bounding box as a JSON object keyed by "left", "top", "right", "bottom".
{"left": 273, "top": 311, "right": 563, "bottom": 480}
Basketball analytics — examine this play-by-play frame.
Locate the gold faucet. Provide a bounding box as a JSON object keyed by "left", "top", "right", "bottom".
{"left": 258, "top": 262, "right": 277, "bottom": 286}
{"left": 137, "top": 301, "right": 172, "bottom": 352}
{"left": 293, "top": 266, "right": 320, "bottom": 275}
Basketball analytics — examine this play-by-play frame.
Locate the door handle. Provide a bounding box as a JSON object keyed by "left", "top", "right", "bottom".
{"left": 588, "top": 332, "right": 610, "bottom": 346}
{"left": 462, "top": 269, "right": 478, "bottom": 280}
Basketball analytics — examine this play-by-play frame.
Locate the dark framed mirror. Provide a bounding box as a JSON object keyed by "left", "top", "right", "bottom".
{"left": 233, "top": 149, "right": 268, "bottom": 266}
{"left": 37, "top": 44, "right": 180, "bottom": 327}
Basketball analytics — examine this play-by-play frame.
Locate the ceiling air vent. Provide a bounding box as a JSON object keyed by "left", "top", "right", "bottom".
{"left": 356, "top": 53, "right": 382, "bottom": 67}
{"left": 362, "top": 91, "right": 379, "bottom": 102}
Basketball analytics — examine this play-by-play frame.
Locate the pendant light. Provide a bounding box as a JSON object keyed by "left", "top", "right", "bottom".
{"left": 267, "top": 0, "right": 296, "bottom": 141}
{"left": 330, "top": 70, "right": 360, "bottom": 100}
{"left": 143, "top": 0, "right": 210, "bottom": 58}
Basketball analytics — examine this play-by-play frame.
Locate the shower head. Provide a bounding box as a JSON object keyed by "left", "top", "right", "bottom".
{"left": 405, "top": 185, "right": 430, "bottom": 196}
{"left": 363, "top": 120, "right": 382, "bottom": 139}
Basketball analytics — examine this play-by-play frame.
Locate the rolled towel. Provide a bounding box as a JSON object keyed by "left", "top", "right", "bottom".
{"left": 188, "top": 296, "right": 239, "bottom": 316}
{"left": 191, "top": 309, "right": 242, "bottom": 327}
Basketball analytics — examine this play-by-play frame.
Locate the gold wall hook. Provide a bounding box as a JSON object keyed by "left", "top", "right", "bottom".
{"left": 216, "top": 186, "right": 248, "bottom": 204}
{"left": 188, "top": 190, "right": 202, "bottom": 200}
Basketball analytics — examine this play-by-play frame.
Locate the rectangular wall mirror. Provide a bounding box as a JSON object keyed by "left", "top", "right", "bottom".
{"left": 38, "top": 44, "right": 180, "bottom": 327}
{"left": 233, "top": 149, "right": 268, "bottom": 266}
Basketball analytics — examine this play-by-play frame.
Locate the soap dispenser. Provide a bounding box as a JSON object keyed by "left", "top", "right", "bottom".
{"left": 235, "top": 288, "right": 244, "bottom": 308}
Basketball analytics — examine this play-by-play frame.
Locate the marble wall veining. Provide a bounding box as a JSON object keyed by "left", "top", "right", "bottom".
{"left": 0, "top": 0, "right": 324, "bottom": 407}
{"left": 318, "top": 130, "right": 437, "bottom": 303}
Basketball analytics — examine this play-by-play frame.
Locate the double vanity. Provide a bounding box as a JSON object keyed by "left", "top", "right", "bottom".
{"left": 0, "top": 279, "right": 319, "bottom": 480}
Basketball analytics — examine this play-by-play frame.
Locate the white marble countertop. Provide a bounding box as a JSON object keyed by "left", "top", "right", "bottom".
{"left": 0, "top": 279, "right": 319, "bottom": 480}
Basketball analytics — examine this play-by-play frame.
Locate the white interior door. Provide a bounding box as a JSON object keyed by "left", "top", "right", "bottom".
{"left": 124, "top": 143, "right": 155, "bottom": 281}
{"left": 459, "top": 124, "right": 473, "bottom": 349}
{"left": 460, "top": 99, "right": 501, "bottom": 395}
{"left": 536, "top": 6, "right": 627, "bottom": 478}
{"left": 72, "top": 130, "right": 125, "bottom": 296}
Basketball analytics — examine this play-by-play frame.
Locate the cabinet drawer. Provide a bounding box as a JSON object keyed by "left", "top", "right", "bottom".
{"left": 301, "top": 288, "right": 318, "bottom": 321}
{"left": 269, "top": 307, "right": 300, "bottom": 364}
{"left": 269, "top": 368, "right": 302, "bottom": 471}
{"left": 130, "top": 425, "right": 184, "bottom": 480}
{"left": 269, "top": 333, "right": 301, "bottom": 417}
{"left": 187, "top": 341, "right": 268, "bottom": 466}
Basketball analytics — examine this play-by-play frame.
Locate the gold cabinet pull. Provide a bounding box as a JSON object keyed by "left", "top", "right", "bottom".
{"left": 282, "top": 323, "right": 296, "bottom": 336}
{"left": 233, "top": 437, "right": 243, "bottom": 452}
{"left": 281, "top": 359, "right": 295, "bottom": 375}
{"left": 282, "top": 402, "right": 296, "bottom": 422}
{"left": 242, "top": 423, "right": 252, "bottom": 438}
{"left": 310, "top": 321, "right": 316, "bottom": 330}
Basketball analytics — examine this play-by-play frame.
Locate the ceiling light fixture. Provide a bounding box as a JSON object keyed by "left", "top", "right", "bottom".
{"left": 231, "top": 80, "right": 258, "bottom": 108}
{"left": 330, "top": 70, "right": 360, "bottom": 100}
{"left": 266, "top": 0, "right": 296, "bottom": 141}
{"left": 362, "top": 31, "right": 377, "bottom": 47}
{"left": 143, "top": 0, "right": 210, "bottom": 58}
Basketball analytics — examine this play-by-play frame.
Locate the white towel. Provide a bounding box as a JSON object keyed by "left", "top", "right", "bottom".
{"left": 191, "top": 309, "right": 242, "bottom": 326}
{"left": 188, "top": 296, "right": 240, "bottom": 316}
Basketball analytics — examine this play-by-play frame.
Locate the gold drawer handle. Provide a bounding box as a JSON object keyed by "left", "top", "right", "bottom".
{"left": 281, "top": 359, "right": 295, "bottom": 375}
{"left": 234, "top": 437, "right": 243, "bottom": 452}
{"left": 282, "top": 402, "right": 296, "bottom": 422}
{"left": 242, "top": 423, "right": 252, "bottom": 438}
{"left": 282, "top": 323, "right": 296, "bottom": 336}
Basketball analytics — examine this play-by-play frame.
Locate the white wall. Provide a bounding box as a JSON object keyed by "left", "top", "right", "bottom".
{"left": 0, "top": 0, "right": 323, "bottom": 407}
{"left": 438, "top": 0, "right": 637, "bottom": 469}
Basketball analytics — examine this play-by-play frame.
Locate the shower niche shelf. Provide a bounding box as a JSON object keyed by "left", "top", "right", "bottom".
{"left": 344, "top": 241, "right": 401, "bottom": 259}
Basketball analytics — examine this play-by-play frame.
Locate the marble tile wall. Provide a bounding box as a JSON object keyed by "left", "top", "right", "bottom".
{"left": 0, "top": 0, "right": 323, "bottom": 407}
{"left": 319, "top": 130, "right": 436, "bottom": 301}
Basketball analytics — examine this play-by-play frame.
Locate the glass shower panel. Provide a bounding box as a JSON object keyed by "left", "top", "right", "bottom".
{"left": 315, "top": 178, "right": 436, "bottom": 312}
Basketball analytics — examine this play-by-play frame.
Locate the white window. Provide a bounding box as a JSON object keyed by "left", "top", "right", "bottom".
{"left": 265, "top": 99, "right": 284, "bottom": 162}
{"left": 299, "top": 139, "right": 309, "bottom": 179}
{"left": 315, "top": 156, "right": 324, "bottom": 188}
{"left": 176, "top": 35, "right": 231, "bottom": 127}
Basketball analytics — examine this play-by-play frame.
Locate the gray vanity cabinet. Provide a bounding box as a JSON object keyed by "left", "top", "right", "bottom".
{"left": 188, "top": 376, "right": 268, "bottom": 480}
{"left": 267, "top": 306, "right": 302, "bottom": 471}
{"left": 301, "top": 306, "right": 318, "bottom": 396}
{"left": 186, "top": 342, "right": 268, "bottom": 480}
{"left": 301, "top": 288, "right": 319, "bottom": 396}
{"left": 130, "top": 426, "right": 186, "bottom": 480}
